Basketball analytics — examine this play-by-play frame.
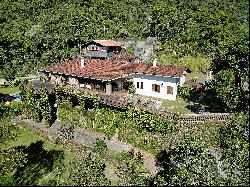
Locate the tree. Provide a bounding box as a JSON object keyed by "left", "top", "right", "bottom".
{"left": 0, "top": 148, "right": 28, "bottom": 185}
{"left": 219, "top": 112, "right": 249, "bottom": 185}
{"left": 149, "top": 137, "right": 222, "bottom": 186}
{"left": 67, "top": 156, "right": 110, "bottom": 186}
{"left": 115, "top": 152, "right": 146, "bottom": 186}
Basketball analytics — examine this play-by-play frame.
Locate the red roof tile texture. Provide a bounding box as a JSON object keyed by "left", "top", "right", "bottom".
{"left": 94, "top": 40, "right": 121, "bottom": 46}
{"left": 40, "top": 58, "right": 187, "bottom": 81}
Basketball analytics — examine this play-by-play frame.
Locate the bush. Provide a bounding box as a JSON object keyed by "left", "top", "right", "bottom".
{"left": 13, "top": 79, "right": 21, "bottom": 87}
{"left": 55, "top": 123, "right": 75, "bottom": 144}
{"left": 0, "top": 101, "right": 25, "bottom": 118}
{"left": 9, "top": 102, "right": 25, "bottom": 116}
{"left": 94, "top": 139, "right": 107, "bottom": 154}
{"left": 128, "top": 84, "right": 136, "bottom": 94}
{"left": 178, "top": 84, "right": 191, "bottom": 100}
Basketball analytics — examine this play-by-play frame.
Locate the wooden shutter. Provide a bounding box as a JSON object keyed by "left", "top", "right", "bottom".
{"left": 156, "top": 85, "right": 160, "bottom": 92}
{"left": 152, "top": 84, "right": 155, "bottom": 91}
{"left": 167, "top": 86, "right": 173, "bottom": 95}
{"left": 140, "top": 82, "right": 143, "bottom": 89}
{"left": 137, "top": 82, "right": 140, "bottom": 88}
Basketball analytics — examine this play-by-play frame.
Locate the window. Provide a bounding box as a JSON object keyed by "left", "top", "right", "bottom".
{"left": 137, "top": 82, "right": 143, "bottom": 89}
{"left": 152, "top": 84, "right": 160, "bottom": 93}
{"left": 140, "top": 82, "right": 143, "bottom": 89}
{"left": 91, "top": 46, "right": 98, "bottom": 51}
{"left": 167, "top": 86, "right": 173, "bottom": 95}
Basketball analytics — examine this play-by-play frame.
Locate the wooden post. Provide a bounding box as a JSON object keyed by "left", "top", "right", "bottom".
{"left": 106, "top": 82, "right": 112, "bottom": 95}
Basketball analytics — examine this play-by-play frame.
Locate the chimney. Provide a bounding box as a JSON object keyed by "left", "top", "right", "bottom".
{"left": 153, "top": 58, "right": 157, "bottom": 67}
{"left": 80, "top": 57, "right": 85, "bottom": 68}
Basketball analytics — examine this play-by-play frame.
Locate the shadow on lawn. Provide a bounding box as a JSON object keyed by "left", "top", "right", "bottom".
{"left": 0, "top": 93, "right": 16, "bottom": 102}
{"left": 182, "top": 85, "right": 228, "bottom": 113}
{"left": 13, "top": 140, "right": 65, "bottom": 186}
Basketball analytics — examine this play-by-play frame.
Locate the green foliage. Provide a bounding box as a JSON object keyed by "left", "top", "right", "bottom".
{"left": 208, "top": 70, "right": 241, "bottom": 112}
{"left": 0, "top": 117, "right": 17, "bottom": 144}
{"left": 86, "top": 108, "right": 118, "bottom": 138}
{"left": 209, "top": 39, "right": 249, "bottom": 113}
{"left": 57, "top": 102, "right": 80, "bottom": 124}
{"left": 0, "top": 0, "right": 152, "bottom": 79}
{"left": 177, "top": 84, "right": 191, "bottom": 100}
{"left": 23, "top": 84, "right": 42, "bottom": 122}
{"left": 115, "top": 152, "right": 146, "bottom": 186}
{"left": 116, "top": 161, "right": 146, "bottom": 186}
{"left": 22, "top": 83, "right": 55, "bottom": 126}
{"left": 150, "top": 137, "right": 222, "bottom": 186}
{"left": 0, "top": 101, "right": 24, "bottom": 119}
{"left": 91, "top": 93, "right": 100, "bottom": 109}
{"left": 0, "top": 148, "right": 28, "bottom": 185}
{"left": 75, "top": 90, "right": 86, "bottom": 111}
{"left": 219, "top": 112, "right": 249, "bottom": 185}
{"left": 126, "top": 105, "right": 173, "bottom": 133}
{"left": 55, "top": 123, "right": 75, "bottom": 145}
{"left": 55, "top": 84, "right": 64, "bottom": 105}
{"left": 94, "top": 138, "right": 107, "bottom": 154}
{"left": 122, "top": 43, "right": 136, "bottom": 55}
{"left": 128, "top": 84, "right": 136, "bottom": 94}
{"left": 67, "top": 156, "right": 110, "bottom": 186}
{"left": 39, "top": 87, "right": 52, "bottom": 127}
{"left": 151, "top": 0, "right": 248, "bottom": 57}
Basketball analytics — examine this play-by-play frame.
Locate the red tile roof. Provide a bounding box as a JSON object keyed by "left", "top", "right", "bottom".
{"left": 93, "top": 40, "right": 121, "bottom": 47}
{"left": 40, "top": 58, "right": 187, "bottom": 81}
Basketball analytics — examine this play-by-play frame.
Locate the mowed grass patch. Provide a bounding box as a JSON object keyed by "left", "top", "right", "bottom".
{"left": 161, "top": 97, "right": 193, "bottom": 114}
{"left": 0, "top": 84, "right": 20, "bottom": 95}
{"left": 3, "top": 126, "right": 82, "bottom": 186}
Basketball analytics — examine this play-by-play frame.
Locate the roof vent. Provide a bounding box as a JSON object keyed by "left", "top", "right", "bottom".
{"left": 153, "top": 58, "right": 157, "bottom": 67}
{"left": 80, "top": 57, "right": 85, "bottom": 68}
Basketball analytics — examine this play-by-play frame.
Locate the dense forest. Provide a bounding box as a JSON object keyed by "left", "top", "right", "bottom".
{"left": 1, "top": 0, "right": 249, "bottom": 112}
{"left": 0, "top": 0, "right": 248, "bottom": 76}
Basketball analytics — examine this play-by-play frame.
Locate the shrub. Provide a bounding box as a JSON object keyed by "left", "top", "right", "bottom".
{"left": 128, "top": 84, "right": 136, "bottom": 94}
{"left": 13, "top": 79, "right": 20, "bottom": 87}
{"left": 55, "top": 123, "right": 75, "bottom": 144}
{"left": 178, "top": 84, "right": 191, "bottom": 100}
{"left": 94, "top": 139, "right": 107, "bottom": 154}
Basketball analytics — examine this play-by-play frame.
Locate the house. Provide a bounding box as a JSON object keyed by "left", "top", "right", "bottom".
{"left": 81, "top": 40, "right": 122, "bottom": 59}
{"left": 80, "top": 39, "right": 138, "bottom": 62}
{"left": 39, "top": 57, "right": 188, "bottom": 101}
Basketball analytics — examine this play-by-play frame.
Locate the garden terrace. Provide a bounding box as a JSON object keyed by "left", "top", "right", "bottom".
{"left": 29, "top": 82, "right": 232, "bottom": 124}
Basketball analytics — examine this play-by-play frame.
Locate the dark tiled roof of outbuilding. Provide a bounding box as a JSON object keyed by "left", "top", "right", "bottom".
{"left": 40, "top": 58, "right": 187, "bottom": 81}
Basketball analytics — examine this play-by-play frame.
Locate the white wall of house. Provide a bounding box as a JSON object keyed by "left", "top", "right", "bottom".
{"left": 125, "top": 74, "right": 185, "bottom": 101}
{"left": 50, "top": 74, "right": 63, "bottom": 85}
{"left": 178, "top": 75, "right": 186, "bottom": 85}
{"left": 68, "top": 77, "right": 79, "bottom": 87}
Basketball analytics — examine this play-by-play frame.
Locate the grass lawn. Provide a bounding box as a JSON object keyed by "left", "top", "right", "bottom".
{"left": 2, "top": 123, "right": 147, "bottom": 185}
{"left": 3, "top": 126, "right": 80, "bottom": 185}
{"left": 186, "top": 71, "right": 208, "bottom": 84}
{"left": 161, "top": 97, "right": 193, "bottom": 114}
{"left": 0, "top": 84, "right": 20, "bottom": 94}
